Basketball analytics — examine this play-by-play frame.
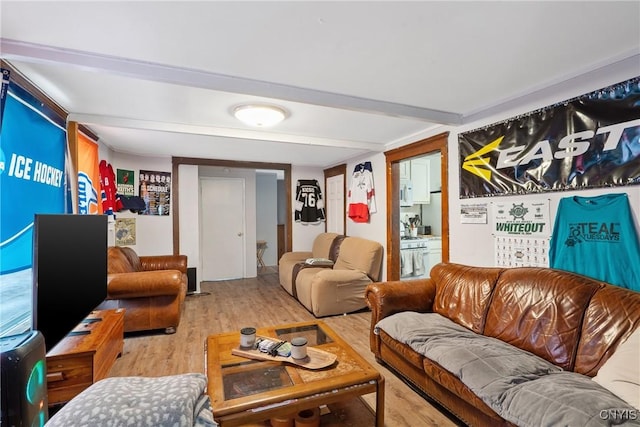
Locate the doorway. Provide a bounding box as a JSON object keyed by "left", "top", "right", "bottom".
{"left": 384, "top": 132, "right": 449, "bottom": 281}
{"left": 171, "top": 158, "right": 292, "bottom": 283}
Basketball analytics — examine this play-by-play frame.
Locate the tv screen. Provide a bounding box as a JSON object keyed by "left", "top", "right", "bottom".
{"left": 32, "top": 214, "right": 108, "bottom": 352}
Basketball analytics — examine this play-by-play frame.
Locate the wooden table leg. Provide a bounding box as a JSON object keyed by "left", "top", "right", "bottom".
{"left": 376, "top": 375, "right": 385, "bottom": 427}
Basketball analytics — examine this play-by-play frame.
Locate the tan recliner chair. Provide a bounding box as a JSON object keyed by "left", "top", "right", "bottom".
{"left": 278, "top": 232, "right": 344, "bottom": 295}
{"left": 293, "top": 236, "right": 383, "bottom": 317}
{"left": 98, "top": 246, "right": 187, "bottom": 334}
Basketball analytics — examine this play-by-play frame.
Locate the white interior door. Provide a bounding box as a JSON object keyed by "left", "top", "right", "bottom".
{"left": 326, "top": 174, "right": 345, "bottom": 234}
{"left": 200, "top": 177, "right": 245, "bottom": 280}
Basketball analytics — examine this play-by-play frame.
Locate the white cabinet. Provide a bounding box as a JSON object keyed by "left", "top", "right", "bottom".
{"left": 429, "top": 155, "right": 441, "bottom": 193}
{"left": 399, "top": 161, "right": 411, "bottom": 179}
{"left": 426, "top": 238, "right": 442, "bottom": 276}
{"left": 410, "top": 158, "right": 430, "bottom": 204}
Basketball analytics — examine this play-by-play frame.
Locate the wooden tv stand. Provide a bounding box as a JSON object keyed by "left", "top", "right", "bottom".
{"left": 46, "top": 309, "right": 125, "bottom": 406}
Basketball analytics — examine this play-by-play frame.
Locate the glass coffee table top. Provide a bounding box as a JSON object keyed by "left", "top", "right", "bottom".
{"left": 206, "top": 320, "right": 384, "bottom": 427}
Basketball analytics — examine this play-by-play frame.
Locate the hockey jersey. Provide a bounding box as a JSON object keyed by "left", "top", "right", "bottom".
{"left": 348, "top": 162, "right": 376, "bottom": 223}
{"left": 99, "top": 160, "right": 122, "bottom": 214}
{"left": 295, "top": 179, "right": 325, "bottom": 223}
{"left": 549, "top": 193, "right": 640, "bottom": 292}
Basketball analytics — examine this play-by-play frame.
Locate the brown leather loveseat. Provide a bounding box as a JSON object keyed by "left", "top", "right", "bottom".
{"left": 366, "top": 262, "right": 640, "bottom": 426}
{"left": 98, "top": 246, "right": 187, "bottom": 334}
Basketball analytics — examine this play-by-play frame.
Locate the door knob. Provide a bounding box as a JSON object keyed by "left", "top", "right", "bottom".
{"left": 237, "top": 232, "right": 243, "bottom": 236}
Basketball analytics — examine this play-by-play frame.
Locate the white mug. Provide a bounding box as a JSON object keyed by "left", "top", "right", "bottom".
{"left": 240, "top": 327, "right": 256, "bottom": 348}
{"left": 290, "top": 337, "right": 308, "bottom": 359}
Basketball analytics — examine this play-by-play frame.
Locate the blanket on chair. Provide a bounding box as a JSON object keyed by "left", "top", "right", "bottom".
{"left": 45, "top": 373, "right": 217, "bottom": 427}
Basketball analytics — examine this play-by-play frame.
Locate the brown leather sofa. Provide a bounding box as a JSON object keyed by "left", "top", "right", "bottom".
{"left": 98, "top": 246, "right": 187, "bottom": 334}
{"left": 365, "top": 262, "right": 640, "bottom": 426}
{"left": 279, "top": 233, "right": 383, "bottom": 317}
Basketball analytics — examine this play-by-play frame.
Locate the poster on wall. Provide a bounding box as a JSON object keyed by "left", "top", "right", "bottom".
{"left": 0, "top": 80, "right": 66, "bottom": 337}
{"left": 0, "top": 84, "right": 66, "bottom": 274}
{"left": 491, "top": 200, "right": 551, "bottom": 238}
{"left": 116, "top": 168, "right": 135, "bottom": 196}
{"left": 492, "top": 200, "right": 550, "bottom": 267}
{"left": 139, "top": 170, "right": 171, "bottom": 215}
{"left": 77, "top": 134, "right": 102, "bottom": 214}
{"left": 459, "top": 77, "right": 640, "bottom": 198}
{"left": 460, "top": 203, "right": 488, "bottom": 224}
{"left": 495, "top": 236, "right": 549, "bottom": 268}
{"left": 115, "top": 218, "right": 136, "bottom": 246}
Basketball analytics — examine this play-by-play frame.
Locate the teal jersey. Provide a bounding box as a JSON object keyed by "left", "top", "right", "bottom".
{"left": 549, "top": 194, "right": 640, "bottom": 292}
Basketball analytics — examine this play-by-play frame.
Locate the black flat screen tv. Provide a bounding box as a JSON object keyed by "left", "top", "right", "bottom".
{"left": 32, "top": 214, "right": 108, "bottom": 352}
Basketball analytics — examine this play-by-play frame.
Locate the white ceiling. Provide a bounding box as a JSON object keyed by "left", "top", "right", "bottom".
{"left": 2, "top": 1, "right": 639, "bottom": 167}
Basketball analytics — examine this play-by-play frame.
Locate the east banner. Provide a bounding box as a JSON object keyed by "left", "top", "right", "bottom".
{"left": 459, "top": 77, "right": 640, "bottom": 198}
{"left": 77, "top": 133, "right": 102, "bottom": 214}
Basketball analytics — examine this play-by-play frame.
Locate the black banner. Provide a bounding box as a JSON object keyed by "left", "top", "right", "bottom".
{"left": 0, "top": 68, "right": 9, "bottom": 133}
{"left": 459, "top": 77, "right": 640, "bottom": 198}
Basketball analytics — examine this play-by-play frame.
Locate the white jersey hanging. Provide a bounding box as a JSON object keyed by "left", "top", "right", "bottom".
{"left": 348, "top": 162, "right": 376, "bottom": 223}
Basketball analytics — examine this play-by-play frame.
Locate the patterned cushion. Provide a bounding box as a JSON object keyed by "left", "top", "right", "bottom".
{"left": 45, "top": 373, "right": 217, "bottom": 427}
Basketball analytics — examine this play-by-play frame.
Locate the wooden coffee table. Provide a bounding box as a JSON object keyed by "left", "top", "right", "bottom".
{"left": 206, "top": 320, "right": 384, "bottom": 426}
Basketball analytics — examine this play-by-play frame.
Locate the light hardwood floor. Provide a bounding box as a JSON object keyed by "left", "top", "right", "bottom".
{"left": 109, "top": 267, "right": 462, "bottom": 427}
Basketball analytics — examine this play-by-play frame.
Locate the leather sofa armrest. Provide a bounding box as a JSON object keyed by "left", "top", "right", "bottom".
{"left": 139, "top": 255, "right": 187, "bottom": 274}
{"left": 107, "top": 270, "right": 184, "bottom": 299}
{"left": 365, "top": 279, "right": 436, "bottom": 355}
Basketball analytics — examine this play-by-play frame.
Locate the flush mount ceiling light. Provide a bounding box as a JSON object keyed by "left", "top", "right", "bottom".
{"left": 233, "top": 104, "right": 288, "bottom": 127}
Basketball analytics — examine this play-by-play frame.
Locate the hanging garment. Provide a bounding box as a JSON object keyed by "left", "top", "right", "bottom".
{"left": 413, "top": 249, "right": 425, "bottom": 276}
{"left": 400, "top": 251, "right": 414, "bottom": 276}
{"left": 348, "top": 161, "right": 377, "bottom": 223}
{"left": 549, "top": 193, "right": 640, "bottom": 292}
{"left": 99, "top": 160, "right": 122, "bottom": 214}
{"left": 294, "top": 179, "right": 325, "bottom": 224}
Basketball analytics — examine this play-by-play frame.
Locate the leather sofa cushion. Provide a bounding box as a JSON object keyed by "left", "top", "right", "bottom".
{"left": 575, "top": 285, "right": 640, "bottom": 376}
{"left": 108, "top": 246, "right": 136, "bottom": 273}
{"left": 484, "top": 268, "right": 601, "bottom": 371}
{"left": 431, "top": 263, "right": 503, "bottom": 333}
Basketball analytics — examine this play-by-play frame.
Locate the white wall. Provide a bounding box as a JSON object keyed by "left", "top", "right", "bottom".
{"left": 445, "top": 74, "right": 640, "bottom": 267}
{"left": 110, "top": 152, "right": 173, "bottom": 256}
{"left": 106, "top": 69, "right": 640, "bottom": 284}
{"left": 256, "top": 172, "right": 278, "bottom": 266}
{"left": 345, "top": 154, "right": 388, "bottom": 280}
{"left": 178, "top": 164, "right": 200, "bottom": 288}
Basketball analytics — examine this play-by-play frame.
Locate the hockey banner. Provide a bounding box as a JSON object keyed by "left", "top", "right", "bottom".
{"left": 460, "top": 77, "right": 640, "bottom": 198}
{"left": 77, "top": 133, "right": 102, "bottom": 214}
{"left": 0, "top": 86, "right": 66, "bottom": 273}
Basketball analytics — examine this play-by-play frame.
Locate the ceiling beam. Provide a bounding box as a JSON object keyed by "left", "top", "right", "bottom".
{"left": 67, "top": 113, "right": 384, "bottom": 150}
{"left": 1, "top": 38, "right": 463, "bottom": 125}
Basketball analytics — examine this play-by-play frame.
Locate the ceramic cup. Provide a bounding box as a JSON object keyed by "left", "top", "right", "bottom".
{"left": 294, "top": 407, "right": 320, "bottom": 427}
{"left": 290, "top": 337, "right": 308, "bottom": 359}
{"left": 240, "top": 327, "right": 256, "bottom": 348}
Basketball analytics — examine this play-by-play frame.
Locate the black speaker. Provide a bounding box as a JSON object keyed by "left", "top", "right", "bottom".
{"left": 187, "top": 267, "right": 197, "bottom": 294}
{"left": 0, "top": 331, "right": 48, "bottom": 427}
